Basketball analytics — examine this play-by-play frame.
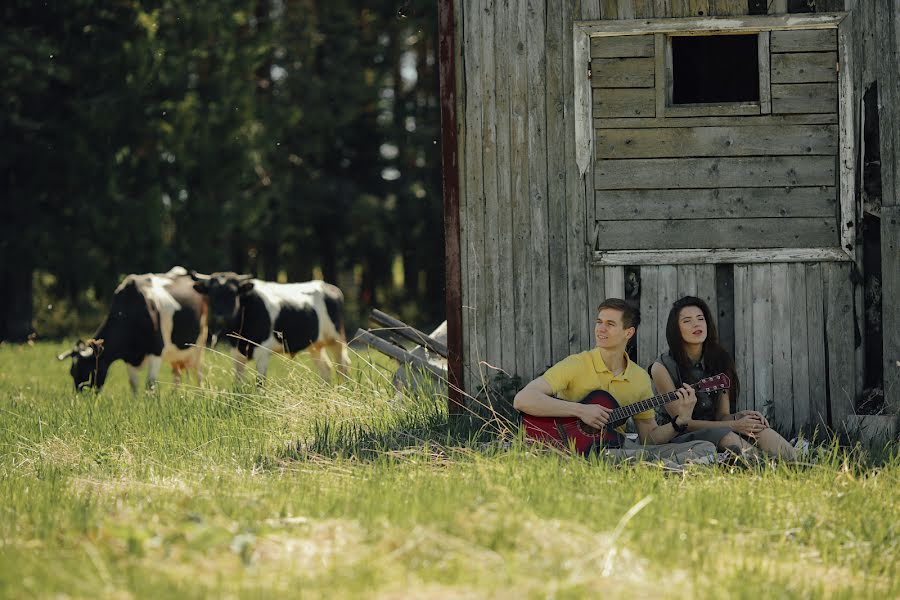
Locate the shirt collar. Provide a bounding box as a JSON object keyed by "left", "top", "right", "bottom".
{"left": 591, "top": 348, "right": 635, "bottom": 380}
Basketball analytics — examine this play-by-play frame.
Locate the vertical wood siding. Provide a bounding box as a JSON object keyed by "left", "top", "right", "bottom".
{"left": 454, "top": 0, "right": 895, "bottom": 434}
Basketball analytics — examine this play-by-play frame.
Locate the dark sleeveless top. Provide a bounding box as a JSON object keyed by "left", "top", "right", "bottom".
{"left": 655, "top": 352, "right": 721, "bottom": 424}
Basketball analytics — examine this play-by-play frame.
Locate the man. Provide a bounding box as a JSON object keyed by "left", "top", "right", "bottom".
{"left": 513, "top": 298, "right": 717, "bottom": 465}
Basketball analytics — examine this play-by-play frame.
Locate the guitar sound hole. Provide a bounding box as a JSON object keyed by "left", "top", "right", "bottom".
{"left": 577, "top": 422, "right": 602, "bottom": 437}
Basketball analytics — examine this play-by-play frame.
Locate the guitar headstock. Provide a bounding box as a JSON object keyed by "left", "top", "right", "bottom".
{"left": 696, "top": 373, "right": 731, "bottom": 393}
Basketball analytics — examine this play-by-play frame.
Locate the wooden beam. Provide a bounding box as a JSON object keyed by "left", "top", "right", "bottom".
{"left": 592, "top": 247, "right": 851, "bottom": 265}
{"left": 439, "top": 0, "right": 463, "bottom": 408}
{"left": 575, "top": 13, "right": 845, "bottom": 36}
{"left": 369, "top": 310, "right": 449, "bottom": 358}
{"left": 354, "top": 329, "right": 447, "bottom": 380}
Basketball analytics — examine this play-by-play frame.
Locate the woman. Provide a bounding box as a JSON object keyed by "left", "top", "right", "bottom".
{"left": 650, "top": 296, "right": 796, "bottom": 460}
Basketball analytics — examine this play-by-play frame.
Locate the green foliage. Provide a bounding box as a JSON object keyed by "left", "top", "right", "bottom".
{"left": 2, "top": 0, "right": 444, "bottom": 340}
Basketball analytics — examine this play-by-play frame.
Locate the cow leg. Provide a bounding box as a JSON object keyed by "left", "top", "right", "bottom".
{"left": 325, "top": 340, "right": 350, "bottom": 378}
{"left": 171, "top": 362, "right": 184, "bottom": 386}
{"left": 253, "top": 347, "right": 273, "bottom": 385}
{"left": 126, "top": 364, "right": 141, "bottom": 395}
{"left": 308, "top": 343, "right": 332, "bottom": 380}
{"left": 146, "top": 355, "right": 162, "bottom": 391}
{"left": 233, "top": 349, "right": 249, "bottom": 383}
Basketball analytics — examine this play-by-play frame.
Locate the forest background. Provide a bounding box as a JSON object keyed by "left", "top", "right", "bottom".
{"left": 1, "top": 0, "right": 444, "bottom": 341}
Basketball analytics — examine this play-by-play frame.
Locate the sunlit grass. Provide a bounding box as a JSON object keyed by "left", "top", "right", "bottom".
{"left": 0, "top": 341, "right": 898, "bottom": 598}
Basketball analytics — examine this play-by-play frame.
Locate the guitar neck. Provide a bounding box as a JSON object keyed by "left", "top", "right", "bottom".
{"left": 608, "top": 390, "right": 684, "bottom": 423}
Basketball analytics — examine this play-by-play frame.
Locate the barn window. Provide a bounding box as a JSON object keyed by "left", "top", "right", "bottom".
{"left": 671, "top": 35, "right": 760, "bottom": 104}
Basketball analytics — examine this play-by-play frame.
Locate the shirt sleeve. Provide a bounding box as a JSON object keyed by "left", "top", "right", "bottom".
{"left": 541, "top": 354, "right": 580, "bottom": 399}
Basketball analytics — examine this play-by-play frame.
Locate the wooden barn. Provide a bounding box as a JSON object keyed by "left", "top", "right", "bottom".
{"left": 437, "top": 0, "right": 900, "bottom": 440}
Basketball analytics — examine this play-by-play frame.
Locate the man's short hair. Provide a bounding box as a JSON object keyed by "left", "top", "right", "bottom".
{"left": 596, "top": 298, "right": 641, "bottom": 329}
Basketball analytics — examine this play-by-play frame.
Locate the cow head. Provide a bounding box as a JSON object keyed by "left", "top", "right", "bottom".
{"left": 57, "top": 339, "right": 107, "bottom": 391}
{"left": 190, "top": 271, "right": 255, "bottom": 332}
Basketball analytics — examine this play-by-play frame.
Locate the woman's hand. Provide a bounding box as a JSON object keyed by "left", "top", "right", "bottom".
{"left": 732, "top": 414, "right": 766, "bottom": 437}
{"left": 735, "top": 409, "right": 770, "bottom": 428}
{"left": 669, "top": 384, "right": 697, "bottom": 422}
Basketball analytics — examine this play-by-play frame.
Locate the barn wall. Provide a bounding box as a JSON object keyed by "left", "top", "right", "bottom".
{"left": 454, "top": 0, "right": 899, "bottom": 435}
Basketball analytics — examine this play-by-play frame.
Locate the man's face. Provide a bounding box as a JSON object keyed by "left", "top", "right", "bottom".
{"left": 594, "top": 308, "right": 634, "bottom": 351}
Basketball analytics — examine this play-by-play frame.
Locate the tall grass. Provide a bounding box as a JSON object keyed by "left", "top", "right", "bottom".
{"left": 1, "top": 341, "right": 898, "bottom": 599}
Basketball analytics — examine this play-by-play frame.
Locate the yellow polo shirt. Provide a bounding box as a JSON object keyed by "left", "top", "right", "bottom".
{"left": 541, "top": 348, "right": 655, "bottom": 423}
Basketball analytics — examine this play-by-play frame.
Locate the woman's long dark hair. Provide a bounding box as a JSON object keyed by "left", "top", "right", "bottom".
{"left": 665, "top": 296, "right": 740, "bottom": 406}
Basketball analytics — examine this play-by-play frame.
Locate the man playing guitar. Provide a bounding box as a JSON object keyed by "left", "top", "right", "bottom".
{"left": 513, "top": 298, "right": 718, "bottom": 463}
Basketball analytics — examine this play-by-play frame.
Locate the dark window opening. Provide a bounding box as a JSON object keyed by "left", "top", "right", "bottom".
{"left": 747, "top": 0, "right": 767, "bottom": 15}
{"left": 671, "top": 35, "right": 760, "bottom": 104}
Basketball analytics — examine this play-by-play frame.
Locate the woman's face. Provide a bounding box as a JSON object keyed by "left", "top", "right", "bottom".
{"left": 678, "top": 305, "right": 707, "bottom": 346}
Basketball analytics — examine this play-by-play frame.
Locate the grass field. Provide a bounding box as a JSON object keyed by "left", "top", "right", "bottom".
{"left": 1, "top": 341, "right": 898, "bottom": 599}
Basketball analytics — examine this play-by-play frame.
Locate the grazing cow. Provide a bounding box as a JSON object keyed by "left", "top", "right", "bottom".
{"left": 57, "top": 267, "right": 208, "bottom": 393}
{"left": 190, "top": 271, "right": 350, "bottom": 381}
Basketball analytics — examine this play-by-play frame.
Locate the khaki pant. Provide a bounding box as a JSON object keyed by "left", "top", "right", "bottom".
{"left": 599, "top": 438, "right": 718, "bottom": 470}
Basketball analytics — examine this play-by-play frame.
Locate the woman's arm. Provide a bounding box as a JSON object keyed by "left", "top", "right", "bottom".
{"left": 650, "top": 362, "right": 729, "bottom": 432}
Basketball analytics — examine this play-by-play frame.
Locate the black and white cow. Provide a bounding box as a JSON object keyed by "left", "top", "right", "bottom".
{"left": 57, "top": 267, "right": 208, "bottom": 393}
{"left": 190, "top": 271, "right": 350, "bottom": 381}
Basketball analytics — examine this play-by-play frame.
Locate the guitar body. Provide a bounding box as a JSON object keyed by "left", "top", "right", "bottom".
{"left": 522, "top": 390, "right": 626, "bottom": 455}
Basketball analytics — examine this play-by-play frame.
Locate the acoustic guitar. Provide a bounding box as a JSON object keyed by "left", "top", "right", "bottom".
{"left": 521, "top": 373, "right": 731, "bottom": 455}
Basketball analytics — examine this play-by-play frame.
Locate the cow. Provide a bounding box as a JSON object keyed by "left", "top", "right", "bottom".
{"left": 189, "top": 271, "right": 350, "bottom": 382}
{"left": 57, "top": 267, "right": 208, "bottom": 393}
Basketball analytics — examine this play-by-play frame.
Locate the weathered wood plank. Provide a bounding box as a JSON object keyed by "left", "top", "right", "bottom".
{"left": 769, "top": 0, "right": 787, "bottom": 14}
{"left": 527, "top": 0, "right": 551, "bottom": 376}
{"left": 593, "top": 218, "right": 838, "bottom": 249}
{"left": 676, "top": 264, "right": 697, "bottom": 298}
{"left": 708, "top": 0, "right": 747, "bottom": 16}
{"left": 771, "top": 83, "right": 838, "bottom": 114}
{"left": 594, "top": 113, "right": 838, "bottom": 128}
{"left": 591, "top": 34, "right": 655, "bottom": 58}
{"left": 616, "top": 0, "right": 635, "bottom": 18}
{"left": 578, "top": 13, "right": 843, "bottom": 35}
{"left": 788, "top": 263, "right": 811, "bottom": 433}
{"left": 604, "top": 265, "right": 625, "bottom": 299}
{"left": 632, "top": 0, "right": 654, "bottom": 18}
{"left": 592, "top": 88, "right": 656, "bottom": 118}
{"left": 600, "top": 0, "right": 618, "bottom": 19}
{"left": 462, "top": 0, "right": 484, "bottom": 391}
{"left": 495, "top": 0, "right": 514, "bottom": 373}
{"left": 759, "top": 31, "right": 772, "bottom": 114}
{"left": 770, "top": 263, "right": 794, "bottom": 435}
{"left": 511, "top": 0, "right": 533, "bottom": 380}
{"left": 663, "top": 103, "right": 762, "bottom": 118}
{"left": 751, "top": 264, "right": 774, "bottom": 418}
{"left": 595, "top": 156, "right": 836, "bottom": 189}
{"left": 575, "top": 28, "right": 593, "bottom": 176}
{"left": 771, "top": 51, "right": 838, "bottom": 84}
{"left": 650, "top": 0, "right": 670, "bottom": 17}
{"left": 770, "top": 28, "right": 837, "bottom": 53}
{"left": 876, "top": 0, "right": 897, "bottom": 210}
{"left": 837, "top": 14, "right": 857, "bottom": 259}
{"left": 657, "top": 265, "right": 678, "bottom": 359}
{"left": 547, "top": 0, "right": 569, "bottom": 365}
{"left": 581, "top": 0, "right": 603, "bottom": 20}
{"left": 654, "top": 33, "right": 666, "bottom": 122}
{"left": 593, "top": 248, "right": 851, "bottom": 265}
{"left": 805, "top": 263, "right": 828, "bottom": 433}
{"left": 882, "top": 207, "right": 900, "bottom": 414}
{"left": 566, "top": 0, "right": 590, "bottom": 357}
{"left": 595, "top": 124, "right": 838, "bottom": 158}
{"left": 638, "top": 265, "right": 659, "bottom": 368}
{"left": 734, "top": 264, "right": 755, "bottom": 412}
{"left": 594, "top": 187, "right": 837, "bottom": 220}
{"left": 591, "top": 57, "right": 655, "bottom": 88}
{"left": 481, "top": 0, "right": 500, "bottom": 375}
{"left": 695, "top": 264, "right": 718, "bottom": 327}
{"left": 824, "top": 262, "right": 855, "bottom": 432}
{"left": 671, "top": 0, "right": 709, "bottom": 17}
